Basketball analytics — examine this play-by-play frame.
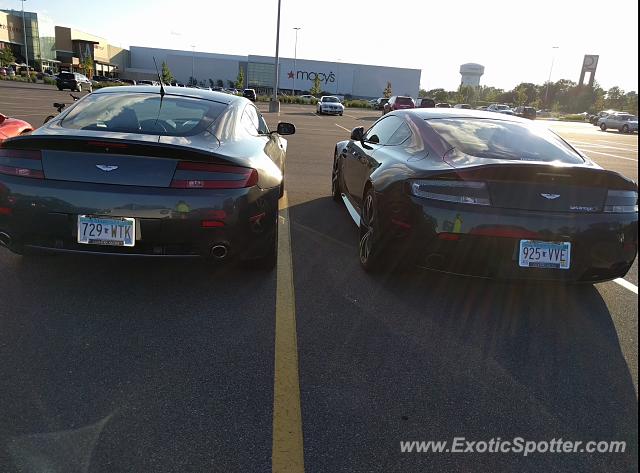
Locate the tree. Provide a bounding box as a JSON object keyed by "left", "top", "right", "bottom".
{"left": 310, "top": 75, "right": 322, "bottom": 96}
{"left": 209, "top": 78, "right": 215, "bottom": 88}
{"left": 161, "top": 61, "right": 174, "bottom": 84}
{"left": 0, "top": 47, "right": 15, "bottom": 67}
{"left": 605, "top": 86, "right": 625, "bottom": 110}
{"left": 426, "top": 88, "right": 447, "bottom": 103}
{"left": 227, "top": 80, "right": 234, "bottom": 89}
{"left": 418, "top": 88, "right": 428, "bottom": 98}
{"left": 216, "top": 79, "right": 224, "bottom": 88}
{"left": 235, "top": 68, "right": 244, "bottom": 89}
{"left": 82, "top": 56, "right": 94, "bottom": 79}
{"left": 383, "top": 81, "right": 392, "bottom": 98}
{"left": 188, "top": 76, "right": 198, "bottom": 87}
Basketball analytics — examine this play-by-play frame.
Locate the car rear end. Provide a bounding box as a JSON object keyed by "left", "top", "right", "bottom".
{"left": 57, "top": 72, "right": 77, "bottom": 91}
{"left": 381, "top": 117, "right": 638, "bottom": 282}
{"left": 0, "top": 91, "right": 279, "bottom": 262}
{"left": 391, "top": 96, "right": 415, "bottom": 111}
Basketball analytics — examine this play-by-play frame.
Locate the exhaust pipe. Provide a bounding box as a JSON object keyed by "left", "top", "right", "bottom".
{"left": 0, "top": 232, "right": 11, "bottom": 248}
{"left": 211, "top": 244, "right": 228, "bottom": 260}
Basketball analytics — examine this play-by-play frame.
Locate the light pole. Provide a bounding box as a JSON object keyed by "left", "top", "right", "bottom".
{"left": 544, "top": 46, "right": 559, "bottom": 108}
{"left": 269, "top": 0, "right": 282, "bottom": 112}
{"left": 20, "top": 0, "right": 29, "bottom": 72}
{"left": 292, "top": 27, "right": 301, "bottom": 96}
{"left": 191, "top": 45, "right": 195, "bottom": 85}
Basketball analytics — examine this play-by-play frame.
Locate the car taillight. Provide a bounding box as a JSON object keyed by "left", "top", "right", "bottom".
{"left": 409, "top": 179, "right": 491, "bottom": 206}
{"left": 0, "top": 149, "right": 44, "bottom": 179}
{"left": 170, "top": 161, "right": 258, "bottom": 189}
{"left": 604, "top": 190, "right": 638, "bottom": 213}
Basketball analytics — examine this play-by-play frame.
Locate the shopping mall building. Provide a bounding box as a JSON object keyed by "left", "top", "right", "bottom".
{"left": 126, "top": 46, "right": 421, "bottom": 99}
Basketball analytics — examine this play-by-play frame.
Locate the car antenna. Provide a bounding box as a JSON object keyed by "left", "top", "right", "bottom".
{"left": 153, "top": 56, "right": 166, "bottom": 98}
{"left": 152, "top": 57, "right": 166, "bottom": 131}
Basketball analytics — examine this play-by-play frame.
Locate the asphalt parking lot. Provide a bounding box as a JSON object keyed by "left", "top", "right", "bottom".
{"left": 0, "top": 82, "right": 638, "bottom": 472}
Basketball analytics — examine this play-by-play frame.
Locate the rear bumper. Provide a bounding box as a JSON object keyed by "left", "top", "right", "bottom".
{"left": 380, "top": 194, "right": 638, "bottom": 282}
{"left": 0, "top": 174, "right": 278, "bottom": 259}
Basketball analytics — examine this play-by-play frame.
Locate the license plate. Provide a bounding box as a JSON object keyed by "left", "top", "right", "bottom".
{"left": 519, "top": 240, "right": 571, "bottom": 269}
{"left": 77, "top": 216, "right": 135, "bottom": 247}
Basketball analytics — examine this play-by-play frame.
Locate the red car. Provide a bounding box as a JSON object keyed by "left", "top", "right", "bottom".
{"left": 383, "top": 96, "right": 415, "bottom": 115}
{"left": 0, "top": 113, "right": 33, "bottom": 142}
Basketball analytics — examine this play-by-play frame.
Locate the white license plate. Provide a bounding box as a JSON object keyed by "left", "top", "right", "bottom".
{"left": 77, "top": 216, "right": 135, "bottom": 247}
{"left": 519, "top": 240, "right": 571, "bottom": 269}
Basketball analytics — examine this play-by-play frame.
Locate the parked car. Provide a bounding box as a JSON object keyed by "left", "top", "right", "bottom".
{"left": 589, "top": 110, "right": 618, "bottom": 125}
{"left": 374, "top": 98, "right": 389, "bottom": 110}
{"left": 137, "top": 80, "right": 160, "bottom": 86}
{"left": 243, "top": 88, "right": 257, "bottom": 102}
{"left": 0, "top": 87, "right": 297, "bottom": 269}
{"left": 0, "top": 113, "right": 33, "bottom": 143}
{"left": 453, "top": 104, "right": 472, "bottom": 109}
{"left": 486, "top": 104, "right": 513, "bottom": 114}
{"left": 414, "top": 97, "right": 436, "bottom": 108}
{"left": 299, "top": 94, "right": 315, "bottom": 103}
{"left": 383, "top": 96, "right": 415, "bottom": 114}
{"left": 514, "top": 106, "right": 537, "bottom": 120}
{"left": 317, "top": 96, "right": 345, "bottom": 115}
{"left": 597, "top": 113, "right": 638, "bottom": 133}
{"left": 56, "top": 72, "right": 93, "bottom": 92}
{"left": 92, "top": 75, "right": 111, "bottom": 82}
{"left": 330, "top": 108, "right": 638, "bottom": 281}
{"left": 435, "top": 103, "right": 451, "bottom": 108}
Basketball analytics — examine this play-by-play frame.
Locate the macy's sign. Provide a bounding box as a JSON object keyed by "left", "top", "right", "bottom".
{"left": 287, "top": 70, "right": 335, "bottom": 84}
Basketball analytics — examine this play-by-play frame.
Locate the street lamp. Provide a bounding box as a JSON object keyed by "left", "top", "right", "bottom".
{"left": 544, "top": 46, "right": 559, "bottom": 108}
{"left": 269, "top": 0, "right": 282, "bottom": 112}
{"left": 20, "top": 0, "right": 29, "bottom": 72}
{"left": 292, "top": 27, "right": 301, "bottom": 96}
{"left": 191, "top": 44, "right": 195, "bottom": 85}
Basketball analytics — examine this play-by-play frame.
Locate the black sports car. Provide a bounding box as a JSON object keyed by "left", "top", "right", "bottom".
{"left": 0, "top": 86, "right": 295, "bottom": 269}
{"left": 331, "top": 109, "right": 638, "bottom": 282}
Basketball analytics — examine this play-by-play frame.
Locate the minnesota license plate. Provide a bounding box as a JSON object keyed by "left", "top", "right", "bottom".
{"left": 519, "top": 240, "right": 571, "bottom": 269}
{"left": 77, "top": 216, "right": 135, "bottom": 247}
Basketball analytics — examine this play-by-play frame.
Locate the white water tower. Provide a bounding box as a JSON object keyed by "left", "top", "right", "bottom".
{"left": 459, "top": 63, "right": 485, "bottom": 88}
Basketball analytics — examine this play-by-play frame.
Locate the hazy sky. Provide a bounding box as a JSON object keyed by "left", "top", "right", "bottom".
{"left": 2, "top": 0, "right": 637, "bottom": 91}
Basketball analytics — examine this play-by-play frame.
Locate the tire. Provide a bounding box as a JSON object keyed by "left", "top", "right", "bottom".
{"left": 88, "top": 85, "right": 93, "bottom": 93}
{"left": 600, "top": 123, "right": 607, "bottom": 131}
{"left": 76, "top": 83, "right": 82, "bottom": 92}
{"left": 331, "top": 150, "right": 342, "bottom": 202}
{"left": 358, "top": 188, "right": 386, "bottom": 272}
{"left": 57, "top": 86, "right": 63, "bottom": 91}
{"left": 246, "top": 220, "right": 278, "bottom": 271}
{"left": 621, "top": 125, "right": 629, "bottom": 134}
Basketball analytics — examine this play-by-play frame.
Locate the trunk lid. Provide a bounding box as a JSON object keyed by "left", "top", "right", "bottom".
{"left": 440, "top": 159, "right": 635, "bottom": 213}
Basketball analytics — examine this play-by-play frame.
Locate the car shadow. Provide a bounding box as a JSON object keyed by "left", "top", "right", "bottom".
{"left": 288, "top": 196, "right": 638, "bottom": 472}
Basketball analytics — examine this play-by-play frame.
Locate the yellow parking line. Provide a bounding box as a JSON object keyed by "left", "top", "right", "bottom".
{"left": 272, "top": 191, "right": 305, "bottom": 473}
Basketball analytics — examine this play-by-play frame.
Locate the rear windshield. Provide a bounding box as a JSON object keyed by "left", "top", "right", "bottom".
{"left": 60, "top": 92, "right": 228, "bottom": 136}
{"left": 524, "top": 107, "right": 535, "bottom": 112}
{"left": 428, "top": 118, "right": 585, "bottom": 164}
{"left": 59, "top": 72, "right": 74, "bottom": 79}
{"left": 396, "top": 97, "right": 413, "bottom": 105}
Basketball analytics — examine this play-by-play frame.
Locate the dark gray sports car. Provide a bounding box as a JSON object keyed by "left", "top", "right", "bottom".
{"left": 331, "top": 109, "right": 638, "bottom": 282}
{"left": 0, "top": 86, "right": 295, "bottom": 269}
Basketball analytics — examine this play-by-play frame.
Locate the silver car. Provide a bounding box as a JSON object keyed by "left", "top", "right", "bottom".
{"left": 597, "top": 113, "right": 638, "bottom": 133}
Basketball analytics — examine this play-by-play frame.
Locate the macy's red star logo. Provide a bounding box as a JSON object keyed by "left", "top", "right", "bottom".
{"left": 287, "top": 71, "right": 294, "bottom": 79}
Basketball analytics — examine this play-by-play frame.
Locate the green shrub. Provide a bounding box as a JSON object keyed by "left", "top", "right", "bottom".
{"left": 561, "top": 114, "right": 588, "bottom": 122}
{"left": 43, "top": 76, "right": 56, "bottom": 85}
{"left": 93, "top": 82, "right": 127, "bottom": 90}
{"left": 344, "top": 100, "right": 371, "bottom": 109}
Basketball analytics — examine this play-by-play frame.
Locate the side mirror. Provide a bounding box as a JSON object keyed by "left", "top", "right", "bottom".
{"left": 277, "top": 122, "right": 296, "bottom": 135}
{"left": 350, "top": 126, "right": 364, "bottom": 141}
